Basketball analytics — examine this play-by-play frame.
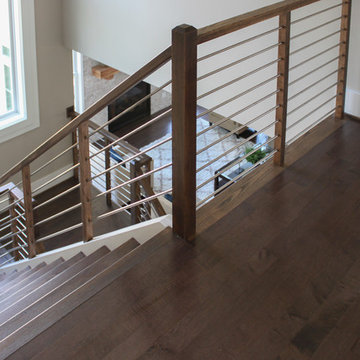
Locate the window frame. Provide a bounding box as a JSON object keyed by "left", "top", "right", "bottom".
{"left": 0, "top": 0, "right": 40, "bottom": 144}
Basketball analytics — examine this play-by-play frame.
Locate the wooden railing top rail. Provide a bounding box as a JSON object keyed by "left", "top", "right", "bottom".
{"left": 197, "top": 0, "right": 326, "bottom": 44}
{"left": 0, "top": 47, "right": 172, "bottom": 186}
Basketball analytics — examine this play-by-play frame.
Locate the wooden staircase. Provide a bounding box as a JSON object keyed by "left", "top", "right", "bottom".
{"left": 0, "top": 228, "right": 172, "bottom": 359}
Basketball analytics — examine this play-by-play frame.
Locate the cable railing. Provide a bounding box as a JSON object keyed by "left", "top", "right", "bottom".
{"left": 0, "top": 0, "right": 352, "bottom": 262}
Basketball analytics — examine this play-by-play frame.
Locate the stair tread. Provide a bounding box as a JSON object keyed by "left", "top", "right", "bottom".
{"left": 0, "top": 263, "right": 46, "bottom": 293}
{"left": 0, "top": 246, "right": 111, "bottom": 327}
{"left": 0, "top": 253, "right": 85, "bottom": 311}
{"left": 0, "top": 258, "right": 65, "bottom": 302}
{"left": 0, "top": 267, "right": 29, "bottom": 286}
{"left": 0, "top": 231, "right": 174, "bottom": 359}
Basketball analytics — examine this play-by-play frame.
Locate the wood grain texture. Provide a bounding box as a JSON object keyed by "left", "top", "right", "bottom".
{"left": 78, "top": 122, "right": 93, "bottom": 241}
{"left": 335, "top": 0, "right": 352, "bottom": 119}
{"left": 274, "top": 12, "right": 291, "bottom": 166}
{"left": 8, "top": 119, "right": 360, "bottom": 359}
{"left": 197, "top": 114, "right": 346, "bottom": 233}
{"left": 171, "top": 25, "right": 197, "bottom": 242}
{"left": 197, "top": 0, "right": 323, "bottom": 44}
{"left": 8, "top": 194, "right": 20, "bottom": 261}
{"left": 21, "top": 166, "right": 36, "bottom": 258}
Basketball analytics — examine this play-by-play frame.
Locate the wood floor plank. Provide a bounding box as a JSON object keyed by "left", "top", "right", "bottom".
{"left": 4, "top": 116, "right": 360, "bottom": 360}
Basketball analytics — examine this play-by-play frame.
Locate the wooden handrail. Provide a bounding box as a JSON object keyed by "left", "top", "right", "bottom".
{"left": 197, "top": 0, "right": 324, "bottom": 44}
{"left": 0, "top": 47, "right": 172, "bottom": 186}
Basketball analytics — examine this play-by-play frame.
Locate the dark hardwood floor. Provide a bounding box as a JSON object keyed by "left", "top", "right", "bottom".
{"left": 8, "top": 117, "right": 360, "bottom": 359}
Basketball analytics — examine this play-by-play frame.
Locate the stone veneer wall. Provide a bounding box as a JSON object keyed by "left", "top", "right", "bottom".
{"left": 83, "top": 55, "right": 171, "bottom": 129}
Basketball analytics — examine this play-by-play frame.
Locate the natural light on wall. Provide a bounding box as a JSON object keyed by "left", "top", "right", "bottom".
{"left": 0, "top": 0, "right": 39, "bottom": 143}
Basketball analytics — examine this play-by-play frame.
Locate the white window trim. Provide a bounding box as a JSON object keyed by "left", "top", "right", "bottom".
{"left": 0, "top": 0, "right": 40, "bottom": 144}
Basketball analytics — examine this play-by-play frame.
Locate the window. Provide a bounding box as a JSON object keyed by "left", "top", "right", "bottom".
{"left": 0, "top": 0, "right": 40, "bottom": 143}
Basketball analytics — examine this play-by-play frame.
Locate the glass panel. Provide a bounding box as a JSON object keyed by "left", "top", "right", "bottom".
{"left": 4, "top": 65, "right": 11, "bottom": 90}
{"left": 0, "top": 0, "right": 14, "bottom": 117}
{"left": 2, "top": 46, "right": 10, "bottom": 57}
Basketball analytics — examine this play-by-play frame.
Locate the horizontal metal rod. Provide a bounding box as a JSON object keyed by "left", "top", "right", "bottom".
{"left": 0, "top": 214, "right": 11, "bottom": 224}
{"left": 291, "top": 3, "right": 343, "bottom": 25}
{"left": 92, "top": 136, "right": 172, "bottom": 181}
{"left": 111, "top": 191, "right": 131, "bottom": 206}
{"left": 197, "top": 93, "right": 279, "bottom": 139}
{"left": 287, "top": 107, "right": 337, "bottom": 144}
{"left": 290, "top": 30, "right": 341, "bottom": 56}
{"left": 197, "top": 150, "right": 277, "bottom": 207}
{"left": 15, "top": 218, "right": 26, "bottom": 231}
{"left": 31, "top": 142, "right": 79, "bottom": 177}
{"left": 291, "top": 17, "right": 342, "bottom": 42}
{"left": 197, "top": 135, "right": 277, "bottom": 190}
{"left": 89, "top": 80, "right": 172, "bottom": 138}
{"left": 198, "top": 59, "right": 280, "bottom": 100}
{"left": 0, "top": 257, "right": 14, "bottom": 265}
{"left": 288, "top": 82, "right": 339, "bottom": 116}
{"left": 0, "top": 223, "right": 11, "bottom": 233}
{"left": 34, "top": 203, "right": 82, "bottom": 228}
{"left": 289, "top": 56, "right": 340, "bottom": 86}
{"left": 198, "top": 43, "right": 280, "bottom": 81}
{"left": 14, "top": 208, "right": 25, "bottom": 220}
{"left": 32, "top": 163, "right": 80, "bottom": 195}
{"left": 0, "top": 207, "right": 26, "bottom": 231}
{"left": 90, "top": 157, "right": 107, "bottom": 170}
{"left": 287, "top": 95, "right": 338, "bottom": 131}
{"left": 0, "top": 240, "right": 12, "bottom": 250}
{"left": 289, "top": 68, "right": 340, "bottom": 101}
{"left": 91, "top": 178, "right": 106, "bottom": 194}
{"left": 33, "top": 183, "right": 81, "bottom": 212}
{"left": 36, "top": 222, "right": 83, "bottom": 244}
{"left": 197, "top": 75, "right": 279, "bottom": 120}
{"left": 97, "top": 162, "right": 172, "bottom": 198}
{"left": 0, "top": 232, "right": 12, "bottom": 243}
{"left": 111, "top": 173, "right": 132, "bottom": 190}
{"left": 197, "top": 106, "right": 278, "bottom": 173}
{"left": 0, "top": 242, "right": 29, "bottom": 257}
{"left": 97, "top": 188, "right": 172, "bottom": 220}
{"left": 198, "top": 27, "right": 281, "bottom": 62}
{"left": 16, "top": 202, "right": 25, "bottom": 212}
{"left": 17, "top": 232, "right": 28, "bottom": 244}
{"left": 0, "top": 197, "right": 9, "bottom": 206}
{"left": 0, "top": 193, "right": 26, "bottom": 215}
{"left": 197, "top": 91, "right": 279, "bottom": 154}
{"left": 90, "top": 108, "right": 172, "bottom": 160}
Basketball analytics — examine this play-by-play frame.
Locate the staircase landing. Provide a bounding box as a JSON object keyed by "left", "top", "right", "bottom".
{"left": 4, "top": 116, "right": 360, "bottom": 359}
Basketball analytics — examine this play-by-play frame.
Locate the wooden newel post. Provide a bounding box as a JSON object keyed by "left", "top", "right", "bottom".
{"left": 130, "top": 161, "right": 141, "bottom": 225}
{"left": 172, "top": 24, "right": 197, "bottom": 242}
{"left": 22, "top": 165, "right": 36, "bottom": 258}
{"left": 105, "top": 139, "right": 112, "bottom": 207}
{"left": 274, "top": 12, "right": 291, "bottom": 167}
{"left": 9, "top": 193, "right": 20, "bottom": 261}
{"left": 335, "top": 0, "right": 352, "bottom": 119}
{"left": 78, "top": 122, "right": 94, "bottom": 242}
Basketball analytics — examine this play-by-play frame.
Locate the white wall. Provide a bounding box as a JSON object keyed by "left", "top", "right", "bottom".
{"left": 0, "top": 0, "right": 74, "bottom": 181}
{"left": 62, "top": 0, "right": 360, "bottom": 139}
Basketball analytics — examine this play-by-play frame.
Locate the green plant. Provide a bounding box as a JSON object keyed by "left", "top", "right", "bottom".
{"left": 245, "top": 147, "right": 267, "bottom": 164}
